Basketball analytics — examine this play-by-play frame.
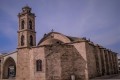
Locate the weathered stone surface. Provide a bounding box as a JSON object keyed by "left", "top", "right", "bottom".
{"left": 45, "top": 44, "right": 87, "bottom": 80}
{"left": 16, "top": 48, "right": 31, "bottom": 80}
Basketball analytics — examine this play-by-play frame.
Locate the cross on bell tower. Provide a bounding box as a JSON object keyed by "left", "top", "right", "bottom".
{"left": 17, "top": 5, "right": 36, "bottom": 48}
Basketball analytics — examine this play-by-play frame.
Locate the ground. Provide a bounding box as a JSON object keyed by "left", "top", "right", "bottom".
{"left": 0, "top": 74, "right": 120, "bottom": 80}
{"left": 91, "top": 73, "right": 120, "bottom": 80}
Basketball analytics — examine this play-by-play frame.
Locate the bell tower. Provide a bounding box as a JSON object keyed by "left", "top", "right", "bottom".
{"left": 17, "top": 5, "right": 36, "bottom": 48}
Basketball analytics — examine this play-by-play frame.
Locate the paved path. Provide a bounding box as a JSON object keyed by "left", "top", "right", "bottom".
{"left": 1, "top": 75, "right": 120, "bottom": 80}
{"left": 90, "top": 74, "right": 120, "bottom": 80}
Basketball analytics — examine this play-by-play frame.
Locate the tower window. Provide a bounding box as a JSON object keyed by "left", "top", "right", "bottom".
{"left": 29, "top": 20, "right": 32, "bottom": 29}
{"left": 21, "top": 20, "right": 25, "bottom": 29}
{"left": 21, "top": 35, "right": 24, "bottom": 46}
{"left": 30, "top": 35, "right": 33, "bottom": 46}
{"left": 36, "top": 60, "right": 42, "bottom": 71}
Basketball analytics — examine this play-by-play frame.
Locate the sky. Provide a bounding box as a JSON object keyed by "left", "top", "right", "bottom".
{"left": 0, "top": 0, "right": 120, "bottom": 55}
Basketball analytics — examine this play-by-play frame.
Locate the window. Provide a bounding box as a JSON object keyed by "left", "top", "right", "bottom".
{"left": 119, "top": 67, "right": 120, "bottom": 70}
{"left": 119, "top": 62, "right": 120, "bottom": 65}
{"left": 21, "top": 35, "right": 24, "bottom": 46}
{"left": 29, "top": 20, "right": 32, "bottom": 29}
{"left": 21, "top": 20, "right": 25, "bottom": 29}
{"left": 36, "top": 60, "right": 42, "bottom": 71}
{"left": 30, "top": 35, "right": 33, "bottom": 46}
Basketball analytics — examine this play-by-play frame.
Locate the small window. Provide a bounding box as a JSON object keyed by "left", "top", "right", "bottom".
{"left": 30, "top": 35, "right": 33, "bottom": 46}
{"left": 36, "top": 60, "right": 42, "bottom": 71}
{"left": 119, "top": 62, "right": 120, "bottom": 65}
{"left": 29, "top": 20, "right": 32, "bottom": 29}
{"left": 21, "top": 35, "right": 24, "bottom": 46}
{"left": 21, "top": 20, "right": 25, "bottom": 29}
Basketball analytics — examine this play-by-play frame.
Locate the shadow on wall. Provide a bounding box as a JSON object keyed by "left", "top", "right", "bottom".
{"left": 45, "top": 44, "right": 87, "bottom": 80}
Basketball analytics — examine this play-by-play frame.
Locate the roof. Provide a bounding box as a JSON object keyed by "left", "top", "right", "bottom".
{"left": 0, "top": 51, "right": 17, "bottom": 57}
{"left": 38, "top": 31, "right": 71, "bottom": 45}
{"left": 37, "top": 31, "right": 86, "bottom": 46}
{"left": 66, "top": 36, "right": 83, "bottom": 42}
{"left": 37, "top": 31, "right": 118, "bottom": 54}
{"left": 37, "top": 32, "right": 60, "bottom": 45}
{"left": 22, "top": 5, "right": 31, "bottom": 10}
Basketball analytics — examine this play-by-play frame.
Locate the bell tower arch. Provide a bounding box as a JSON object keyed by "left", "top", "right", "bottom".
{"left": 17, "top": 5, "right": 36, "bottom": 48}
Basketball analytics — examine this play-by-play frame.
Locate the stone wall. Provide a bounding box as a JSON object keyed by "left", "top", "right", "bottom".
{"left": 86, "top": 42, "right": 97, "bottom": 79}
{"left": 0, "top": 52, "right": 17, "bottom": 79}
{"left": 30, "top": 47, "right": 46, "bottom": 80}
{"left": 17, "top": 46, "right": 46, "bottom": 80}
{"left": 16, "top": 48, "right": 31, "bottom": 80}
{"left": 72, "top": 42, "right": 88, "bottom": 80}
{"left": 94, "top": 46, "right": 102, "bottom": 76}
{"left": 3, "top": 52, "right": 17, "bottom": 66}
{"left": 61, "top": 45, "right": 86, "bottom": 80}
{"left": 45, "top": 44, "right": 87, "bottom": 80}
{"left": 85, "top": 42, "right": 119, "bottom": 79}
{"left": 45, "top": 45, "right": 61, "bottom": 80}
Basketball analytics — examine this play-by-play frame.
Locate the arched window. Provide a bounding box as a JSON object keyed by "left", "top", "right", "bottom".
{"left": 30, "top": 35, "right": 33, "bottom": 46}
{"left": 21, "top": 20, "right": 25, "bottom": 29}
{"left": 21, "top": 35, "right": 24, "bottom": 46}
{"left": 36, "top": 60, "right": 42, "bottom": 71}
{"left": 29, "top": 20, "right": 32, "bottom": 29}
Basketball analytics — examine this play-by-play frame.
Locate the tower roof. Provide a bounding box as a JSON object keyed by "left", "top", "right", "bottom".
{"left": 22, "top": 5, "right": 31, "bottom": 10}
{"left": 21, "top": 5, "right": 32, "bottom": 13}
{"left": 18, "top": 5, "right": 35, "bottom": 17}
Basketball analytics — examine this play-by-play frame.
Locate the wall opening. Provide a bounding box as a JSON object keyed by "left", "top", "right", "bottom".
{"left": 21, "top": 35, "right": 24, "bottom": 46}
{"left": 21, "top": 20, "right": 25, "bottom": 29}
{"left": 3, "top": 57, "right": 16, "bottom": 79}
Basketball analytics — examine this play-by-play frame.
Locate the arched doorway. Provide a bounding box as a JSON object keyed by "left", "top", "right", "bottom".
{"left": 3, "top": 57, "right": 16, "bottom": 79}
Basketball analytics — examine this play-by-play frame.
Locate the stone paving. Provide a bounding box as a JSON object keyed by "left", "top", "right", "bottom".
{"left": 1, "top": 74, "right": 120, "bottom": 80}
{"left": 90, "top": 74, "right": 120, "bottom": 80}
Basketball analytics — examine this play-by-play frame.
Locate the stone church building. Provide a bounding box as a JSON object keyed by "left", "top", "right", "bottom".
{"left": 0, "top": 6, "right": 119, "bottom": 80}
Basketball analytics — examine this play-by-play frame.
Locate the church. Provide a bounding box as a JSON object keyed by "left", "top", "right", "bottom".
{"left": 0, "top": 6, "right": 119, "bottom": 80}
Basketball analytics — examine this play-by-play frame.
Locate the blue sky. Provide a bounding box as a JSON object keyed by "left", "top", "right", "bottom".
{"left": 0, "top": 0, "right": 120, "bottom": 54}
